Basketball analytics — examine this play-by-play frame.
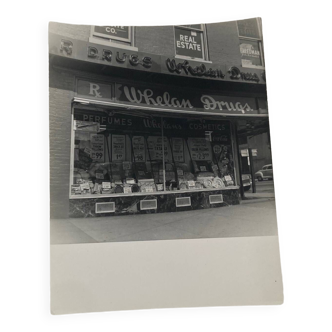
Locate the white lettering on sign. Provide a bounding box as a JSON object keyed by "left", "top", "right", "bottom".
{"left": 123, "top": 86, "right": 193, "bottom": 109}
{"left": 177, "top": 34, "right": 201, "bottom": 51}
{"left": 200, "top": 95, "right": 254, "bottom": 114}
{"left": 89, "top": 83, "right": 102, "bottom": 98}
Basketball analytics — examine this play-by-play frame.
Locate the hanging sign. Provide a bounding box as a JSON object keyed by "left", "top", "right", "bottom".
{"left": 188, "top": 138, "right": 212, "bottom": 161}
{"left": 132, "top": 136, "right": 146, "bottom": 162}
{"left": 112, "top": 134, "right": 125, "bottom": 161}
{"left": 90, "top": 134, "right": 105, "bottom": 162}
{"left": 171, "top": 138, "right": 184, "bottom": 162}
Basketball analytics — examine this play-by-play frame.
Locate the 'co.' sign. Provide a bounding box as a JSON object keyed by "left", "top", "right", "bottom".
{"left": 93, "top": 25, "right": 131, "bottom": 42}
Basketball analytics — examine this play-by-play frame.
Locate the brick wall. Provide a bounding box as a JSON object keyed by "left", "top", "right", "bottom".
{"left": 207, "top": 21, "right": 242, "bottom": 67}
{"left": 49, "top": 65, "right": 75, "bottom": 218}
{"left": 48, "top": 21, "right": 247, "bottom": 66}
{"left": 135, "top": 25, "right": 175, "bottom": 58}
{"left": 49, "top": 22, "right": 90, "bottom": 42}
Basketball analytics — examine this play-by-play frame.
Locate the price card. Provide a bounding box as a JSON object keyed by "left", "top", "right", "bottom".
{"left": 145, "top": 187, "right": 154, "bottom": 193}
{"left": 224, "top": 175, "right": 232, "bottom": 181}
{"left": 90, "top": 134, "right": 105, "bottom": 162}
{"left": 147, "top": 136, "right": 170, "bottom": 161}
{"left": 80, "top": 182, "right": 90, "bottom": 190}
{"left": 188, "top": 138, "right": 212, "bottom": 161}
{"left": 102, "top": 182, "right": 111, "bottom": 189}
{"left": 112, "top": 135, "right": 125, "bottom": 161}
{"left": 95, "top": 172, "right": 104, "bottom": 180}
{"left": 187, "top": 180, "right": 195, "bottom": 187}
{"left": 123, "top": 186, "right": 132, "bottom": 194}
{"left": 132, "top": 136, "right": 146, "bottom": 162}
{"left": 172, "top": 138, "right": 184, "bottom": 162}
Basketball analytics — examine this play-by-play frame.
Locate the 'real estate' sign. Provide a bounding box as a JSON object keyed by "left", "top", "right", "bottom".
{"left": 174, "top": 27, "right": 204, "bottom": 59}
{"left": 76, "top": 79, "right": 268, "bottom": 116}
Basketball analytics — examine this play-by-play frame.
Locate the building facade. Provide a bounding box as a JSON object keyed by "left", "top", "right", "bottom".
{"left": 49, "top": 19, "right": 270, "bottom": 219}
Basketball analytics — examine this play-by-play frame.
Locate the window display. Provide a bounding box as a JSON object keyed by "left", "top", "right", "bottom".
{"left": 71, "top": 108, "right": 236, "bottom": 197}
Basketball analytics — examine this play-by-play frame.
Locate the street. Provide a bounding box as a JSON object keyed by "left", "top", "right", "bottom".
{"left": 51, "top": 193, "right": 278, "bottom": 245}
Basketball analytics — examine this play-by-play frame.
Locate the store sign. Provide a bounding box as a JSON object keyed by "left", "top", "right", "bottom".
{"left": 77, "top": 79, "right": 113, "bottom": 100}
{"left": 76, "top": 80, "right": 265, "bottom": 116}
{"left": 116, "top": 84, "right": 258, "bottom": 115}
{"left": 93, "top": 26, "right": 130, "bottom": 42}
{"left": 166, "top": 58, "right": 225, "bottom": 79}
{"left": 240, "top": 41, "right": 262, "bottom": 67}
{"left": 174, "top": 27, "right": 204, "bottom": 59}
{"left": 49, "top": 33, "right": 266, "bottom": 85}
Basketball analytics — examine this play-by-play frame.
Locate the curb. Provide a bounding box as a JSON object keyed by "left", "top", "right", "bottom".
{"left": 240, "top": 198, "right": 274, "bottom": 205}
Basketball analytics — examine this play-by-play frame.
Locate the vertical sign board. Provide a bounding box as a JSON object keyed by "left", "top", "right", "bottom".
{"left": 132, "top": 136, "right": 146, "bottom": 162}
{"left": 171, "top": 138, "right": 184, "bottom": 162}
{"left": 174, "top": 27, "right": 204, "bottom": 59}
{"left": 112, "top": 135, "right": 126, "bottom": 161}
{"left": 188, "top": 138, "right": 212, "bottom": 161}
{"left": 240, "top": 40, "right": 262, "bottom": 67}
{"left": 90, "top": 134, "right": 105, "bottom": 162}
{"left": 147, "top": 137, "right": 170, "bottom": 161}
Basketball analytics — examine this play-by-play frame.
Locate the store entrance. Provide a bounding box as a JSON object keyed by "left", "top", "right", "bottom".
{"left": 237, "top": 119, "right": 274, "bottom": 195}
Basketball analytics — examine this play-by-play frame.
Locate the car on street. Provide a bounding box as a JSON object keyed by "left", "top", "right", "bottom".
{"left": 255, "top": 164, "right": 273, "bottom": 181}
{"left": 242, "top": 174, "right": 252, "bottom": 191}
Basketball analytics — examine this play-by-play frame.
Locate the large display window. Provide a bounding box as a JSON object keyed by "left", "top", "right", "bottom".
{"left": 70, "top": 108, "right": 237, "bottom": 197}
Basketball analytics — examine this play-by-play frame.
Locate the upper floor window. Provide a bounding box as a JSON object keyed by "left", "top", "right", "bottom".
{"left": 89, "top": 26, "right": 137, "bottom": 51}
{"left": 237, "top": 18, "right": 264, "bottom": 69}
{"left": 174, "top": 24, "right": 209, "bottom": 61}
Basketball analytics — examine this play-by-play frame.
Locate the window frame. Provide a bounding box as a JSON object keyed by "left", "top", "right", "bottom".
{"left": 237, "top": 18, "right": 265, "bottom": 69}
{"left": 173, "top": 24, "right": 210, "bottom": 62}
{"left": 89, "top": 26, "right": 138, "bottom": 51}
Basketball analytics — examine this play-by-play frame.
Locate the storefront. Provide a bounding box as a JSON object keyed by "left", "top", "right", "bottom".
{"left": 49, "top": 29, "right": 269, "bottom": 218}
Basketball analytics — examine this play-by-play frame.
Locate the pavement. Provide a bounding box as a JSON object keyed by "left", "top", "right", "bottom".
{"left": 51, "top": 180, "right": 277, "bottom": 244}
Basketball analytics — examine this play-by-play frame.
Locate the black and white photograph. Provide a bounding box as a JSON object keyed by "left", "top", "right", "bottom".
{"left": 48, "top": 18, "right": 283, "bottom": 314}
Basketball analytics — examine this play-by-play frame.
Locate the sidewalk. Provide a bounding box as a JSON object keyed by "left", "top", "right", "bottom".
{"left": 241, "top": 191, "right": 275, "bottom": 204}
{"left": 51, "top": 198, "right": 278, "bottom": 245}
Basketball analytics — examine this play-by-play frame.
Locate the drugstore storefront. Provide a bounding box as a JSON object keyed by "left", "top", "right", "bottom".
{"left": 49, "top": 32, "right": 268, "bottom": 218}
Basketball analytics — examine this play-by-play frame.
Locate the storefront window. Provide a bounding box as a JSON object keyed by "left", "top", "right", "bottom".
{"left": 174, "top": 25, "right": 209, "bottom": 61}
{"left": 70, "top": 109, "right": 235, "bottom": 197}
